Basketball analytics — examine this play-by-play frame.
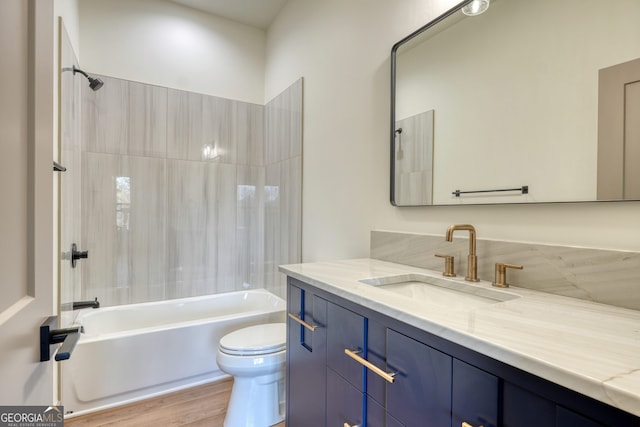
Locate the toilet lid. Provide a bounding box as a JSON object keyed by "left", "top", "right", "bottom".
{"left": 219, "top": 323, "right": 286, "bottom": 356}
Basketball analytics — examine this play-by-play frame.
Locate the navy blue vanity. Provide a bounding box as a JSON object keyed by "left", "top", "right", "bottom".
{"left": 285, "top": 274, "right": 639, "bottom": 427}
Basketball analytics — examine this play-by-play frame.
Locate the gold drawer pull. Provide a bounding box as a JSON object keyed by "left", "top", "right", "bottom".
{"left": 462, "top": 422, "right": 483, "bottom": 427}
{"left": 343, "top": 423, "right": 360, "bottom": 427}
{"left": 344, "top": 348, "right": 396, "bottom": 383}
{"left": 287, "top": 312, "right": 317, "bottom": 331}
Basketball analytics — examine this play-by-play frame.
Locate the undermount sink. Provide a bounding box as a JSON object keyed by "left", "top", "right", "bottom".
{"left": 359, "top": 273, "right": 519, "bottom": 309}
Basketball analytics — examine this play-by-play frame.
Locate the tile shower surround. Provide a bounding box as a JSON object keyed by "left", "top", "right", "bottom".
{"left": 74, "top": 76, "right": 301, "bottom": 307}
{"left": 371, "top": 230, "right": 640, "bottom": 311}
{"left": 394, "top": 110, "right": 434, "bottom": 205}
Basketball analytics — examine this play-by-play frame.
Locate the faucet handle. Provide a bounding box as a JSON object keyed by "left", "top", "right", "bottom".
{"left": 435, "top": 254, "right": 456, "bottom": 277}
{"left": 493, "top": 263, "right": 523, "bottom": 288}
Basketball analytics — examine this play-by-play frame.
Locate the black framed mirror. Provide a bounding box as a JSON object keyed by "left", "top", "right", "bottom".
{"left": 390, "top": 0, "right": 640, "bottom": 206}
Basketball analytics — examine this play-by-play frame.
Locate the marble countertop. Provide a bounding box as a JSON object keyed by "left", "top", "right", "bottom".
{"left": 279, "top": 258, "right": 640, "bottom": 417}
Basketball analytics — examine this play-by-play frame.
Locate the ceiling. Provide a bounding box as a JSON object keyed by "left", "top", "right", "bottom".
{"left": 169, "top": 0, "right": 288, "bottom": 30}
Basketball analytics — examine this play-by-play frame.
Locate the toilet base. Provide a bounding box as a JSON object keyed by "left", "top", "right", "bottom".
{"left": 217, "top": 323, "right": 287, "bottom": 427}
{"left": 224, "top": 372, "right": 285, "bottom": 427}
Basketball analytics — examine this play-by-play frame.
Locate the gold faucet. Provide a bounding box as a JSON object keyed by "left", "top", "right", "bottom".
{"left": 434, "top": 254, "right": 456, "bottom": 277}
{"left": 493, "top": 263, "right": 523, "bottom": 288}
{"left": 445, "top": 224, "right": 479, "bottom": 282}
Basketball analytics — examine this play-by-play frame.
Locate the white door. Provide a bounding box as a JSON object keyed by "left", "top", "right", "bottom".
{"left": 624, "top": 77, "right": 640, "bottom": 199}
{"left": 597, "top": 57, "right": 640, "bottom": 200}
{"left": 0, "top": 0, "right": 55, "bottom": 405}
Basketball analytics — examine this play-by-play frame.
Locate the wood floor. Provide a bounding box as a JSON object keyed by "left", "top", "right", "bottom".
{"left": 64, "top": 378, "right": 286, "bottom": 427}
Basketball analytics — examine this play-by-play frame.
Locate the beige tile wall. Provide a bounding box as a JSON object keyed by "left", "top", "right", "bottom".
{"left": 69, "top": 75, "right": 302, "bottom": 307}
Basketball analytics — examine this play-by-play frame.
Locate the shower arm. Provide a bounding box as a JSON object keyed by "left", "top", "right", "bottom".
{"left": 72, "top": 65, "right": 89, "bottom": 79}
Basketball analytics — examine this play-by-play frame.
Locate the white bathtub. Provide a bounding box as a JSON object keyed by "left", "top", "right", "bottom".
{"left": 62, "top": 289, "right": 285, "bottom": 417}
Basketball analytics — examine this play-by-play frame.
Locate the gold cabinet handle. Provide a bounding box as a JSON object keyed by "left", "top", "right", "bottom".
{"left": 462, "top": 422, "right": 483, "bottom": 427}
{"left": 344, "top": 349, "right": 396, "bottom": 383}
{"left": 287, "top": 312, "right": 317, "bottom": 331}
{"left": 343, "top": 423, "right": 360, "bottom": 427}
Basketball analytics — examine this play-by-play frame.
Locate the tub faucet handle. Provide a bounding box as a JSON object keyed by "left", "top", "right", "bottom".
{"left": 40, "top": 316, "right": 81, "bottom": 362}
{"left": 71, "top": 243, "right": 89, "bottom": 268}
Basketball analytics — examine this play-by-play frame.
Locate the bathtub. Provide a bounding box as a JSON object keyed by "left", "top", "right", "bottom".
{"left": 62, "top": 289, "right": 285, "bottom": 417}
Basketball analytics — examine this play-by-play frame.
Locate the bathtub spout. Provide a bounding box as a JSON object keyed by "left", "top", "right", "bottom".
{"left": 70, "top": 298, "right": 100, "bottom": 310}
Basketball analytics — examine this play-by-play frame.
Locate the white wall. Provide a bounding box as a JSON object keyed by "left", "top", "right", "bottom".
{"left": 265, "top": 0, "right": 640, "bottom": 262}
{"left": 54, "top": 0, "right": 80, "bottom": 57}
{"left": 78, "top": 0, "right": 265, "bottom": 104}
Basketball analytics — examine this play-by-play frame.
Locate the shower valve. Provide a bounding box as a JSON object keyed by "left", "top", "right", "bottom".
{"left": 71, "top": 243, "right": 89, "bottom": 268}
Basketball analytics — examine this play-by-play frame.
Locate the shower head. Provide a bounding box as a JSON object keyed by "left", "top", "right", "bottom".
{"left": 72, "top": 66, "right": 104, "bottom": 91}
{"left": 88, "top": 76, "right": 104, "bottom": 91}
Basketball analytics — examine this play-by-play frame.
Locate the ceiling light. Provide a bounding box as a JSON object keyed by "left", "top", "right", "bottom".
{"left": 462, "top": 0, "right": 490, "bottom": 16}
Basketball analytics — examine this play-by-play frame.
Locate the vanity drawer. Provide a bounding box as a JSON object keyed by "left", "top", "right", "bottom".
{"left": 386, "top": 328, "right": 452, "bottom": 426}
{"left": 503, "top": 382, "right": 555, "bottom": 427}
{"left": 326, "top": 368, "right": 363, "bottom": 427}
{"left": 452, "top": 359, "right": 499, "bottom": 427}
{"left": 367, "top": 396, "right": 405, "bottom": 427}
{"left": 556, "top": 406, "right": 605, "bottom": 427}
{"left": 327, "top": 301, "right": 365, "bottom": 391}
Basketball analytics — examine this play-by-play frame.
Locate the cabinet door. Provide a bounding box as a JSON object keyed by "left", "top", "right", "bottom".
{"left": 503, "top": 382, "right": 554, "bottom": 427}
{"left": 452, "top": 359, "right": 498, "bottom": 427}
{"left": 386, "top": 329, "right": 452, "bottom": 426}
{"left": 287, "top": 283, "right": 327, "bottom": 427}
{"left": 367, "top": 396, "right": 405, "bottom": 427}
{"left": 327, "top": 301, "right": 366, "bottom": 390}
{"left": 556, "top": 406, "right": 604, "bottom": 427}
{"left": 327, "top": 368, "right": 364, "bottom": 427}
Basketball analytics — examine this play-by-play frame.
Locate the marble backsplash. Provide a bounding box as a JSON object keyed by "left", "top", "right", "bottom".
{"left": 371, "top": 230, "right": 640, "bottom": 311}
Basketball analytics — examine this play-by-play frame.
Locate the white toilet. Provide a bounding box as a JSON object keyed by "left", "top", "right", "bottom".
{"left": 216, "top": 323, "right": 286, "bottom": 427}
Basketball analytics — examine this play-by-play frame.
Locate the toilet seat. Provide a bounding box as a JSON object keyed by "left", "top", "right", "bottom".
{"left": 219, "top": 323, "right": 286, "bottom": 356}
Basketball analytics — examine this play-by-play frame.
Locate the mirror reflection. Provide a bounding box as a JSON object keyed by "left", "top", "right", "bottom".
{"left": 391, "top": 0, "right": 640, "bottom": 206}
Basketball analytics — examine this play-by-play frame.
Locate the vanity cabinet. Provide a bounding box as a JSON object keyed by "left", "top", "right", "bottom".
{"left": 452, "top": 359, "right": 499, "bottom": 427}
{"left": 326, "top": 301, "right": 365, "bottom": 391}
{"left": 503, "top": 382, "right": 555, "bottom": 427}
{"left": 385, "top": 329, "right": 452, "bottom": 426}
{"left": 286, "top": 282, "right": 327, "bottom": 427}
{"left": 556, "top": 406, "right": 606, "bottom": 427}
{"left": 324, "top": 301, "right": 490, "bottom": 427}
{"left": 367, "top": 396, "right": 404, "bottom": 427}
{"left": 326, "top": 368, "right": 363, "bottom": 427}
{"left": 325, "top": 302, "right": 412, "bottom": 427}
{"left": 503, "top": 382, "right": 610, "bottom": 427}
{"left": 285, "top": 277, "right": 639, "bottom": 427}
